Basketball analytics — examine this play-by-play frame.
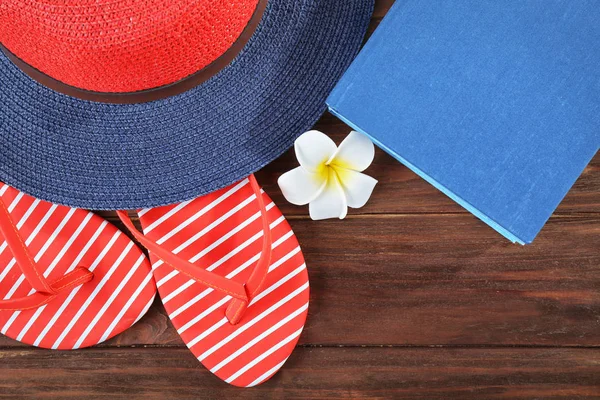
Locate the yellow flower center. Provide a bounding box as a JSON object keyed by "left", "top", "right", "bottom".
{"left": 312, "top": 157, "right": 352, "bottom": 188}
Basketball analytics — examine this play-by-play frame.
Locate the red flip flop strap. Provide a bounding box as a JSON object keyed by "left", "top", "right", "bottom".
{"left": 117, "top": 210, "right": 249, "bottom": 304}
{"left": 0, "top": 196, "right": 55, "bottom": 294}
{"left": 0, "top": 267, "right": 93, "bottom": 311}
{"left": 225, "top": 175, "right": 273, "bottom": 324}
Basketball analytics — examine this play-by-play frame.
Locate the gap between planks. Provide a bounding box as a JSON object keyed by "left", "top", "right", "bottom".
{"left": 2, "top": 344, "right": 598, "bottom": 351}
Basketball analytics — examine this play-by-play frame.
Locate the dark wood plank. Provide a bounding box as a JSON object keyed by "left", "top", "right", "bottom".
{"left": 2, "top": 213, "right": 597, "bottom": 348}
{"left": 0, "top": 347, "right": 598, "bottom": 399}
{"left": 292, "top": 214, "right": 600, "bottom": 346}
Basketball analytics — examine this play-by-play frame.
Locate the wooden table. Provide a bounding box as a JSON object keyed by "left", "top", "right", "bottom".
{"left": 1, "top": 1, "right": 599, "bottom": 398}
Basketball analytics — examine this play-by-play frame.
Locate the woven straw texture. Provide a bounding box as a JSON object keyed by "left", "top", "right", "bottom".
{"left": 0, "top": 0, "right": 373, "bottom": 210}
{"left": 0, "top": 0, "right": 259, "bottom": 92}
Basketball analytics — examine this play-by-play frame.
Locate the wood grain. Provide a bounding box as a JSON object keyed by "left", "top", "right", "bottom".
{"left": 1, "top": 1, "right": 599, "bottom": 398}
{"left": 0, "top": 347, "right": 598, "bottom": 399}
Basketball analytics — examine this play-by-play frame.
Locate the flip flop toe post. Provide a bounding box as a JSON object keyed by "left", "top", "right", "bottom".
{"left": 119, "top": 175, "right": 309, "bottom": 387}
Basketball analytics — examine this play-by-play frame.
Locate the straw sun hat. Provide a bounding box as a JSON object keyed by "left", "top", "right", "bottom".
{"left": 0, "top": 0, "right": 373, "bottom": 209}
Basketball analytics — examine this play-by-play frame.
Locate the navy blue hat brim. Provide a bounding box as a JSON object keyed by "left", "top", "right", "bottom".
{"left": 0, "top": 0, "right": 373, "bottom": 209}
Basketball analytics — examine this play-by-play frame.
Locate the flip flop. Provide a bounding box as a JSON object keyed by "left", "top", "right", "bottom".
{"left": 118, "top": 175, "right": 309, "bottom": 387}
{"left": 0, "top": 183, "right": 156, "bottom": 349}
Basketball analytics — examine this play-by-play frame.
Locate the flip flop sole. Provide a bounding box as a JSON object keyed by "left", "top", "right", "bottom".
{"left": 139, "top": 177, "right": 309, "bottom": 387}
{"left": 0, "top": 184, "right": 156, "bottom": 349}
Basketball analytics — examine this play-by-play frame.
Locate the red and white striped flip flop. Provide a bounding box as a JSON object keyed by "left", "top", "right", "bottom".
{"left": 0, "top": 183, "right": 156, "bottom": 349}
{"left": 118, "top": 175, "right": 309, "bottom": 387}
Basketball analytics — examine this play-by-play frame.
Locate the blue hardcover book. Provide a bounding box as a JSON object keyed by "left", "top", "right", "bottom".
{"left": 327, "top": 0, "right": 599, "bottom": 244}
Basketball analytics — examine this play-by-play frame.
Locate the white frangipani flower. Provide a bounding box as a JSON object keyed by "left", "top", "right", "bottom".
{"left": 278, "top": 130, "right": 378, "bottom": 220}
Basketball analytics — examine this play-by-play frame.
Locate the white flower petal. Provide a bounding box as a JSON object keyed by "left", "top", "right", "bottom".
{"left": 278, "top": 167, "right": 326, "bottom": 206}
{"left": 337, "top": 168, "right": 378, "bottom": 209}
{"left": 295, "top": 130, "right": 338, "bottom": 173}
{"left": 309, "top": 170, "right": 348, "bottom": 220}
{"left": 328, "top": 131, "right": 375, "bottom": 172}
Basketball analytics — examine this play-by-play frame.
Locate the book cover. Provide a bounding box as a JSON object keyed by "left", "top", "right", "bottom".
{"left": 327, "top": 0, "right": 600, "bottom": 244}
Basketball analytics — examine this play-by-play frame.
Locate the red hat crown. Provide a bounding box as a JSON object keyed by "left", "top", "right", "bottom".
{"left": 0, "top": 0, "right": 260, "bottom": 93}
